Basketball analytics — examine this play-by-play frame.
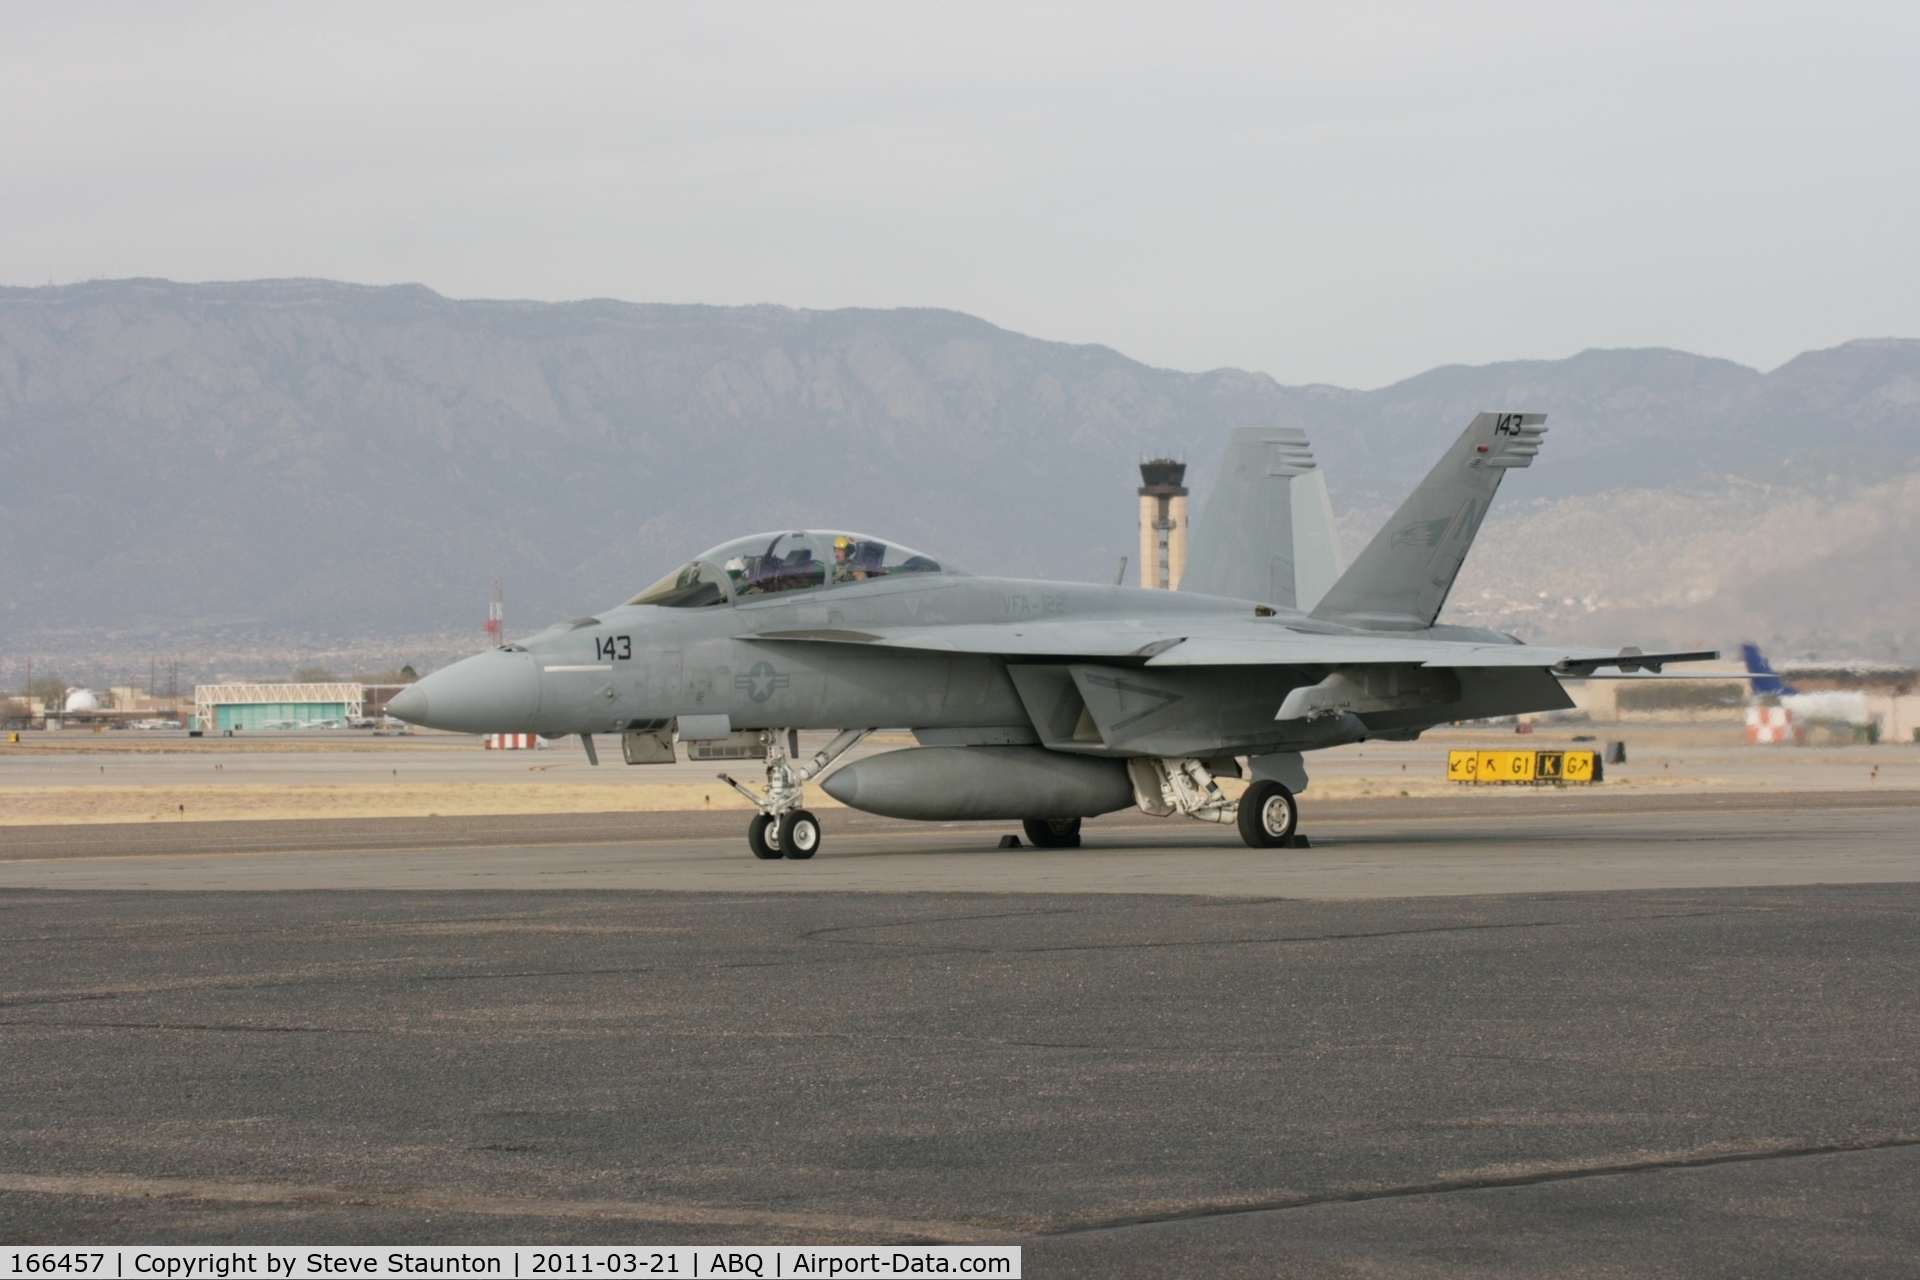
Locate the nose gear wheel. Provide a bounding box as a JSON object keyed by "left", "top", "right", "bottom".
{"left": 747, "top": 813, "right": 782, "bottom": 860}
{"left": 779, "top": 810, "right": 822, "bottom": 859}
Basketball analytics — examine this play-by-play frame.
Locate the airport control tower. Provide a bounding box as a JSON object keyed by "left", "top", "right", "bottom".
{"left": 1138, "top": 458, "right": 1189, "bottom": 590}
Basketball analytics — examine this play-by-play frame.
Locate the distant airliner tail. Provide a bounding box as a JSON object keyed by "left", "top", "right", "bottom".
{"left": 1740, "top": 642, "right": 1798, "bottom": 697}
{"left": 1310, "top": 412, "right": 1546, "bottom": 631}
{"left": 1181, "top": 427, "right": 1344, "bottom": 610}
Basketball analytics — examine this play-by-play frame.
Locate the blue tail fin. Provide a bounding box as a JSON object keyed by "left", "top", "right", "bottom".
{"left": 1740, "top": 643, "right": 1798, "bottom": 697}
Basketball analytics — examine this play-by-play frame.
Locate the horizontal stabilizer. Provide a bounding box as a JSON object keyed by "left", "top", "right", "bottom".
{"left": 1553, "top": 649, "right": 1721, "bottom": 674}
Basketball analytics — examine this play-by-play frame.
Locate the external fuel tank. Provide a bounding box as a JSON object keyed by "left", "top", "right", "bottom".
{"left": 820, "top": 745, "right": 1135, "bottom": 821}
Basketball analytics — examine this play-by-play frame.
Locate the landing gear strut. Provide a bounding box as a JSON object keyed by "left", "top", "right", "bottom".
{"left": 720, "top": 728, "right": 870, "bottom": 861}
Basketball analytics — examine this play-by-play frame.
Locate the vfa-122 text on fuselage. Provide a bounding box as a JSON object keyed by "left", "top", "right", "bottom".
{"left": 387, "top": 413, "right": 1714, "bottom": 859}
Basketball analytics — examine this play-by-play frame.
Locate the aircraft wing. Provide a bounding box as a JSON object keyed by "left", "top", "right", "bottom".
{"left": 752, "top": 624, "right": 1715, "bottom": 671}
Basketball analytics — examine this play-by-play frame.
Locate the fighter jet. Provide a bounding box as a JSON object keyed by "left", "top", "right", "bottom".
{"left": 387, "top": 413, "right": 1714, "bottom": 859}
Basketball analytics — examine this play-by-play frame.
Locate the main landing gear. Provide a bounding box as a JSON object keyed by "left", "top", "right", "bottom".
{"left": 722, "top": 728, "right": 870, "bottom": 862}
{"left": 1236, "top": 780, "right": 1299, "bottom": 848}
{"left": 1022, "top": 818, "right": 1082, "bottom": 848}
{"left": 1132, "top": 756, "right": 1311, "bottom": 849}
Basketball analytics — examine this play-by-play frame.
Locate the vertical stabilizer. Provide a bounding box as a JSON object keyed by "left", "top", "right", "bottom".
{"left": 1310, "top": 413, "right": 1546, "bottom": 630}
{"left": 1740, "top": 643, "right": 1798, "bottom": 697}
{"left": 1181, "top": 428, "right": 1345, "bottom": 609}
{"left": 1289, "top": 466, "right": 1341, "bottom": 612}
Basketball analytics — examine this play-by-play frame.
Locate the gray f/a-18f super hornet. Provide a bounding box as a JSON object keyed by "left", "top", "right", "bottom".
{"left": 388, "top": 413, "right": 1714, "bottom": 859}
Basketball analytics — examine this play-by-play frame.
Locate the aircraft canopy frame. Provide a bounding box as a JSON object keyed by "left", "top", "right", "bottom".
{"left": 627, "top": 530, "right": 954, "bottom": 608}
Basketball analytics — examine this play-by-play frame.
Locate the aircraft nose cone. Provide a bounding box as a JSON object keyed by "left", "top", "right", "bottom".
{"left": 387, "top": 684, "right": 428, "bottom": 724}
{"left": 398, "top": 649, "right": 543, "bottom": 733}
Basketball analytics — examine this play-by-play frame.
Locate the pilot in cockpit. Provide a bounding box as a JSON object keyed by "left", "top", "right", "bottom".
{"left": 831, "top": 536, "right": 865, "bottom": 583}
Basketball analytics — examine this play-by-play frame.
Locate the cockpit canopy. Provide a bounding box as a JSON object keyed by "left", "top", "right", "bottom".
{"left": 626, "top": 531, "right": 953, "bottom": 608}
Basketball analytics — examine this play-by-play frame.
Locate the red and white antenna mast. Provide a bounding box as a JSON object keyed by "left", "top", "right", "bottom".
{"left": 485, "top": 580, "right": 503, "bottom": 646}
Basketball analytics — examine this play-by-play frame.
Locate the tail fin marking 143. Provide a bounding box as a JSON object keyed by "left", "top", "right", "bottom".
{"left": 1309, "top": 412, "right": 1546, "bottom": 631}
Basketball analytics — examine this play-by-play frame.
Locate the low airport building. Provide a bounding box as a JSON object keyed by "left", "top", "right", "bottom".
{"left": 193, "top": 682, "right": 365, "bottom": 731}
{"left": 189, "top": 681, "right": 416, "bottom": 731}
{"left": 1564, "top": 662, "right": 1920, "bottom": 743}
{"left": 1563, "top": 670, "right": 1749, "bottom": 723}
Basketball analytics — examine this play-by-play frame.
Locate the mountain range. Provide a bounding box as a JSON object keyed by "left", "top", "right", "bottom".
{"left": 2, "top": 278, "right": 1915, "bottom": 675}
{"left": 1451, "top": 450, "right": 1920, "bottom": 657}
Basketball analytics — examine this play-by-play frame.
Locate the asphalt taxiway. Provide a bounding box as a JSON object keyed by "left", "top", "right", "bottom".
{"left": 2, "top": 789, "right": 1917, "bottom": 897}
{"left": 3, "top": 791, "right": 1917, "bottom": 1275}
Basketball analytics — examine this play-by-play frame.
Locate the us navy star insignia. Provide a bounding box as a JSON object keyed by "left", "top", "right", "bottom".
{"left": 735, "top": 661, "right": 791, "bottom": 703}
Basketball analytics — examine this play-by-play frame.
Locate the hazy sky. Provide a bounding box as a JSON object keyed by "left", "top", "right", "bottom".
{"left": 3, "top": 2, "right": 1916, "bottom": 387}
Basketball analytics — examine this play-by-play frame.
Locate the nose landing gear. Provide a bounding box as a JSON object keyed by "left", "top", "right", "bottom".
{"left": 720, "top": 728, "right": 870, "bottom": 861}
